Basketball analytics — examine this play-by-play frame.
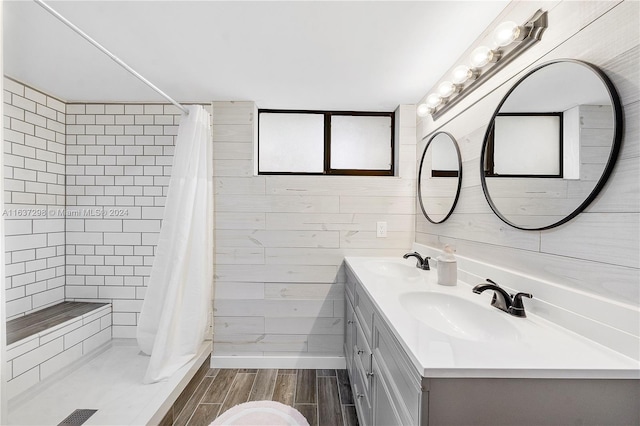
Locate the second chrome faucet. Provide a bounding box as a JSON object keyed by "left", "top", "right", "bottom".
{"left": 472, "top": 278, "right": 533, "bottom": 318}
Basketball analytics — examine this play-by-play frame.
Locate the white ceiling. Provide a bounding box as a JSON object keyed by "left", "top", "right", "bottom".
{"left": 4, "top": 1, "right": 508, "bottom": 111}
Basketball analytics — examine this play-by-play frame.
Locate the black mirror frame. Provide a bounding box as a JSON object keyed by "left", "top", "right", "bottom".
{"left": 418, "top": 131, "right": 463, "bottom": 224}
{"left": 480, "top": 59, "right": 624, "bottom": 231}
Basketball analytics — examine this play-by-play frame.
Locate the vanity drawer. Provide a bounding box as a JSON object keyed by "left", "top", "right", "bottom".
{"left": 355, "top": 284, "right": 375, "bottom": 346}
{"left": 373, "top": 316, "right": 423, "bottom": 426}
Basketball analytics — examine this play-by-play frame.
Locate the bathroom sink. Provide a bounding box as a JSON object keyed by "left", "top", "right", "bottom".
{"left": 399, "top": 292, "right": 520, "bottom": 341}
{"left": 366, "top": 260, "right": 420, "bottom": 279}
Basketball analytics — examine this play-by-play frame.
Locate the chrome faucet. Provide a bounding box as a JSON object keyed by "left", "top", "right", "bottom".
{"left": 403, "top": 252, "right": 430, "bottom": 270}
{"left": 472, "top": 279, "right": 533, "bottom": 318}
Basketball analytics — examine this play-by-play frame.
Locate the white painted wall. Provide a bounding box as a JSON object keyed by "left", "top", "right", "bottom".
{"left": 415, "top": 1, "right": 639, "bottom": 356}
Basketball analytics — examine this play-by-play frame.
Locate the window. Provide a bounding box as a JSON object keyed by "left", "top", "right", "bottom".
{"left": 485, "top": 112, "right": 563, "bottom": 177}
{"left": 258, "top": 109, "right": 394, "bottom": 176}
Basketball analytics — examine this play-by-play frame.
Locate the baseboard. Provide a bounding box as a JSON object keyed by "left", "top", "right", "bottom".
{"left": 211, "top": 355, "right": 346, "bottom": 369}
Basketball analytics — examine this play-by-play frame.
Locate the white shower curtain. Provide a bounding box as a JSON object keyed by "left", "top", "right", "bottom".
{"left": 137, "top": 105, "right": 213, "bottom": 384}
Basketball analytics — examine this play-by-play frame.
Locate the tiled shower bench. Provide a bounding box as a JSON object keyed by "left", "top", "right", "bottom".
{"left": 5, "top": 301, "right": 112, "bottom": 399}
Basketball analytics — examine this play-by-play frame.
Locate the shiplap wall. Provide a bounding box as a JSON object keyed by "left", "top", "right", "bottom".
{"left": 212, "top": 102, "right": 416, "bottom": 362}
{"left": 416, "top": 1, "right": 639, "bottom": 314}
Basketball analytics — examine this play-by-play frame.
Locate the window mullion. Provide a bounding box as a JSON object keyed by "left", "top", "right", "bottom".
{"left": 324, "top": 112, "right": 331, "bottom": 174}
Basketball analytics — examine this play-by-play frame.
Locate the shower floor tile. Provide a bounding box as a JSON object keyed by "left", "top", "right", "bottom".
{"left": 7, "top": 339, "right": 211, "bottom": 426}
{"left": 173, "top": 368, "right": 358, "bottom": 426}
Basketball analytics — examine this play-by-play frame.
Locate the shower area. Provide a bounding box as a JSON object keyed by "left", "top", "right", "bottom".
{"left": 2, "top": 2, "right": 214, "bottom": 424}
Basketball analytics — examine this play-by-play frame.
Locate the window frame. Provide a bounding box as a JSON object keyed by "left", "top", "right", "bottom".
{"left": 257, "top": 109, "right": 395, "bottom": 176}
{"left": 484, "top": 112, "right": 564, "bottom": 178}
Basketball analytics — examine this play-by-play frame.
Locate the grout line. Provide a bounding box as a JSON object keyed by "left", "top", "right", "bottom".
{"left": 217, "top": 370, "right": 239, "bottom": 415}
{"left": 316, "top": 371, "right": 320, "bottom": 426}
{"left": 267, "top": 369, "right": 277, "bottom": 401}
{"left": 292, "top": 370, "right": 298, "bottom": 408}
{"left": 246, "top": 370, "right": 258, "bottom": 402}
{"left": 193, "top": 367, "right": 213, "bottom": 407}
{"left": 335, "top": 371, "right": 345, "bottom": 425}
{"left": 212, "top": 403, "right": 222, "bottom": 422}
{"left": 175, "top": 373, "right": 208, "bottom": 425}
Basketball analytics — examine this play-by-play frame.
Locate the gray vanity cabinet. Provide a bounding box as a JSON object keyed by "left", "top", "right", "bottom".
{"left": 344, "top": 264, "right": 639, "bottom": 426}
{"left": 345, "top": 269, "right": 427, "bottom": 426}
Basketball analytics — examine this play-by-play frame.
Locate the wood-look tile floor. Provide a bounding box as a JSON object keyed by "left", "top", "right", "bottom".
{"left": 173, "top": 369, "right": 359, "bottom": 426}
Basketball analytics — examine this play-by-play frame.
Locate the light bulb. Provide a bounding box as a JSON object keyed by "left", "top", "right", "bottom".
{"left": 425, "top": 93, "right": 442, "bottom": 108}
{"left": 493, "top": 21, "right": 521, "bottom": 47}
{"left": 416, "top": 103, "right": 431, "bottom": 117}
{"left": 470, "top": 46, "right": 494, "bottom": 68}
{"left": 452, "top": 65, "right": 473, "bottom": 85}
{"left": 437, "top": 81, "right": 457, "bottom": 98}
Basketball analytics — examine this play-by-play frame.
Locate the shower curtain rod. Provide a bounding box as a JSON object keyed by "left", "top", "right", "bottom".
{"left": 33, "top": 0, "right": 190, "bottom": 115}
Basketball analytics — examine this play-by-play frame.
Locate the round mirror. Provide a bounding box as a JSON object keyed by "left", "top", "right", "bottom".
{"left": 418, "top": 132, "right": 462, "bottom": 223}
{"left": 481, "top": 59, "right": 622, "bottom": 230}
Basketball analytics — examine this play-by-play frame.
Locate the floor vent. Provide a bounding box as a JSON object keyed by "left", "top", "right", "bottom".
{"left": 57, "top": 409, "right": 98, "bottom": 425}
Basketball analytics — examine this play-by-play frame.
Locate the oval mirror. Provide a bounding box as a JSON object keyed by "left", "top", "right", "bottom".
{"left": 418, "top": 132, "right": 463, "bottom": 223}
{"left": 481, "top": 60, "right": 622, "bottom": 230}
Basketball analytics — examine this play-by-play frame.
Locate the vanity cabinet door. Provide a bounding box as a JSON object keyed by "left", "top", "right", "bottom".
{"left": 373, "top": 316, "right": 425, "bottom": 425}
{"left": 372, "top": 357, "right": 403, "bottom": 426}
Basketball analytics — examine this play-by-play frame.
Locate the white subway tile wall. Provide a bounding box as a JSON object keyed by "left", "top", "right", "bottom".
{"left": 64, "top": 103, "right": 186, "bottom": 338}
{"left": 3, "top": 78, "right": 67, "bottom": 319}
{"left": 212, "top": 102, "right": 416, "bottom": 358}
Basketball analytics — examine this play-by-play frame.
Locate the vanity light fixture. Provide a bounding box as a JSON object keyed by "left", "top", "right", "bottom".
{"left": 437, "top": 80, "right": 458, "bottom": 98}
{"left": 469, "top": 45, "right": 499, "bottom": 68}
{"left": 418, "top": 93, "right": 445, "bottom": 116}
{"left": 451, "top": 65, "right": 476, "bottom": 85}
{"left": 426, "top": 93, "right": 443, "bottom": 108}
{"left": 418, "top": 9, "right": 548, "bottom": 120}
{"left": 493, "top": 21, "right": 523, "bottom": 47}
{"left": 416, "top": 103, "right": 431, "bottom": 117}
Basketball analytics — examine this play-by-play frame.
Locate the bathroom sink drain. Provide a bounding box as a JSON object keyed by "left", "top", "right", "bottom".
{"left": 57, "top": 409, "right": 98, "bottom": 425}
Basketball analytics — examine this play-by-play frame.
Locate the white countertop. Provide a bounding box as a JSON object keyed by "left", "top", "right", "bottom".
{"left": 345, "top": 256, "right": 640, "bottom": 379}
